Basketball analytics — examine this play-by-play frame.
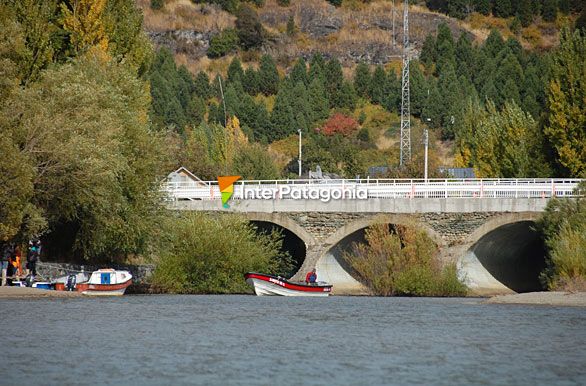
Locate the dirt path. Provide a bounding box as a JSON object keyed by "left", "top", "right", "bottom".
{"left": 485, "top": 292, "right": 586, "bottom": 307}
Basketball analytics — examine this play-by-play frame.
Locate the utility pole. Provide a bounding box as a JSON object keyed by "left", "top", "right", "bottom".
{"left": 399, "top": 0, "right": 411, "bottom": 167}
{"left": 424, "top": 120, "right": 430, "bottom": 181}
{"left": 218, "top": 75, "right": 227, "bottom": 127}
{"left": 298, "top": 129, "right": 302, "bottom": 177}
{"left": 392, "top": 0, "right": 396, "bottom": 47}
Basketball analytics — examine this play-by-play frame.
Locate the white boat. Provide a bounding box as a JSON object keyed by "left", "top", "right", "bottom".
{"left": 55, "top": 269, "right": 132, "bottom": 296}
{"left": 245, "top": 272, "right": 332, "bottom": 297}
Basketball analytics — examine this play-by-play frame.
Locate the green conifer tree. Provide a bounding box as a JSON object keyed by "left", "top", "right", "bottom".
{"left": 290, "top": 57, "right": 308, "bottom": 85}
{"left": 455, "top": 32, "right": 475, "bottom": 79}
{"left": 542, "top": 0, "right": 558, "bottom": 22}
{"left": 476, "top": 0, "right": 492, "bottom": 15}
{"left": 308, "top": 53, "right": 326, "bottom": 84}
{"left": 420, "top": 34, "right": 437, "bottom": 70}
{"left": 270, "top": 85, "right": 296, "bottom": 140}
{"left": 494, "top": 0, "right": 513, "bottom": 17}
{"left": 308, "top": 78, "right": 329, "bottom": 124}
{"left": 242, "top": 67, "right": 260, "bottom": 95}
{"left": 410, "top": 61, "right": 428, "bottom": 117}
{"left": 290, "top": 81, "right": 312, "bottom": 131}
{"left": 483, "top": 29, "right": 505, "bottom": 58}
{"left": 251, "top": 102, "right": 271, "bottom": 142}
{"left": 382, "top": 69, "right": 400, "bottom": 113}
{"left": 194, "top": 71, "right": 211, "bottom": 99}
{"left": 337, "top": 81, "right": 357, "bottom": 111}
{"left": 353, "top": 62, "right": 371, "bottom": 98}
{"left": 369, "top": 65, "right": 386, "bottom": 105}
{"left": 227, "top": 57, "right": 244, "bottom": 84}
{"left": 258, "top": 54, "right": 279, "bottom": 95}
{"left": 286, "top": 15, "right": 296, "bottom": 36}
{"left": 437, "top": 63, "right": 460, "bottom": 138}
{"left": 324, "top": 58, "right": 344, "bottom": 108}
{"left": 435, "top": 22, "right": 456, "bottom": 75}
{"left": 518, "top": 0, "right": 534, "bottom": 27}
{"left": 495, "top": 52, "right": 524, "bottom": 106}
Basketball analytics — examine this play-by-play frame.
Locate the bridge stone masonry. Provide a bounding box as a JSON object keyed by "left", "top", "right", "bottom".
{"left": 165, "top": 177, "right": 582, "bottom": 296}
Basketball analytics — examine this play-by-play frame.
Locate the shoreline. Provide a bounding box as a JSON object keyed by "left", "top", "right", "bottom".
{"left": 0, "top": 286, "right": 81, "bottom": 298}
{"left": 485, "top": 291, "right": 586, "bottom": 307}
{"left": 2, "top": 286, "right": 585, "bottom": 307}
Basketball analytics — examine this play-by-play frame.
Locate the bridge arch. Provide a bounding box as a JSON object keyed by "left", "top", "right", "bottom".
{"left": 243, "top": 212, "right": 316, "bottom": 247}
{"left": 313, "top": 215, "right": 446, "bottom": 295}
{"left": 457, "top": 213, "right": 546, "bottom": 295}
{"left": 322, "top": 214, "right": 446, "bottom": 250}
{"left": 244, "top": 212, "right": 317, "bottom": 278}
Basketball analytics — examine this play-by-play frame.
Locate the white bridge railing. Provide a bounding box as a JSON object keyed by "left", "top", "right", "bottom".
{"left": 164, "top": 178, "right": 583, "bottom": 201}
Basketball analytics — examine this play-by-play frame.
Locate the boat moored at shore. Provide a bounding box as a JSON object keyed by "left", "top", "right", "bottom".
{"left": 54, "top": 269, "right": 132, "bottom": 296}
{"left": 245, "top": 272, "right": 332, "bottom": 296}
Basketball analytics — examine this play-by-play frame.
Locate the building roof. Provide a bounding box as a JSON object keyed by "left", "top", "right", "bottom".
{"left": 167, "top": 167, "right": 207, "bottom": 185}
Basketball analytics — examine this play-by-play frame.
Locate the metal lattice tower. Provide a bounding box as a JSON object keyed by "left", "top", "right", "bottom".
{"left": 399, "top": 0, "right": 411, "bottom": 167}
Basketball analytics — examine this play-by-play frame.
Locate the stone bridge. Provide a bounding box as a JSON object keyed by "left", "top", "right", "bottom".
{"left": 166, "top": 178, "right": 582, "bottom": 295}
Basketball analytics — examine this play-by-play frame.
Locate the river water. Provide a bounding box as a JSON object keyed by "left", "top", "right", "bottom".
{"left": 1, "top": 296, "right": 585, "bottom": 385}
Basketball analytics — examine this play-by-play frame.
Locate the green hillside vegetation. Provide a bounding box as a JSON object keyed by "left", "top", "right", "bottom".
{"left": 0, "top": 0, "right": 584, "bottom": 292}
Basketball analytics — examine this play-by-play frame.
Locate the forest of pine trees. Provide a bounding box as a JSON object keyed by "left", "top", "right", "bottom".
{"left": 148, "top": 20, "right": 584, "bottom": 179}
{"left": 425, "top": 0, "right": 583, "bottom": 23}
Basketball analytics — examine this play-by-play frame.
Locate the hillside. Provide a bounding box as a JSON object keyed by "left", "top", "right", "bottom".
{"left": 138, "top": 0, "right": 575, "bottom": 182}
{"left": 137, "top": 0, "right": 566, "bottom": 76}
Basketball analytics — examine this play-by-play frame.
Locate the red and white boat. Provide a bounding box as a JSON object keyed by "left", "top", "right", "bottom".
{"left": 245, "top": 272, "right": 332, "bottom": 297}
{"left": 55, "top": 269, "right": 132, "bottom": 296}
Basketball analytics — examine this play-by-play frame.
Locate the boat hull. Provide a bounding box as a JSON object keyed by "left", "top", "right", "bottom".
{"left": 76, "top": 280, "right": 132, "bottom": 296}
{"left": 245, "top": 273, "right": 332, "bottom": 297}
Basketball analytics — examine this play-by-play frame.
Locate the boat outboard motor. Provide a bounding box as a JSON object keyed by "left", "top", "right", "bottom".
{"left": 25, "top": 274, "right": 33, "bottom": 287}
{"left": 66, "top": 274, "right": 77, "bottom": 291}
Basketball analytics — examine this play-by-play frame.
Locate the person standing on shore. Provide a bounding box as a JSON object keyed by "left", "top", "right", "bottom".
{"left": 13, "top": 246, "right": 22, "bottom": 278}
{"left": 1, "top": 243, "right": 12, "bottom": 286}
{"left": 26, "top": 240, "right": 40, "bottom": 277}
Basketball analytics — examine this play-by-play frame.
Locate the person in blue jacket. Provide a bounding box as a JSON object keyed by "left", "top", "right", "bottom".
{"left": 305, "top": 268, "right": 317, "bottom": 284}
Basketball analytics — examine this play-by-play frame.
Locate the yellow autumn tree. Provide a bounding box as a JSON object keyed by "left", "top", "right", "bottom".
{"left": 544, "top": 28, "right": 586, "bottom": 177}
{"left": 224, "top": 115, "right": 248, "bottom": 168}
{"left": 61, "top": 0, "right": 109, "bottom": 56}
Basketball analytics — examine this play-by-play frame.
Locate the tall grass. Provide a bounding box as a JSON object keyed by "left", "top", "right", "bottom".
{"left": 344, "top": 223, "right": 466, "bottom": 297}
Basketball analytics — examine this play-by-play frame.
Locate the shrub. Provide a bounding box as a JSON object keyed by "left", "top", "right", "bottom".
{"left": 150, "top": 0, "right": 164, "bottom": 10}
{"left": 246, "top": 0, "right": 265, "bottom": 7}
{"left": 277, "top": 0, "right": 290, "bottom": 5}
{"left": 537, "top": 187, "right": 586, "bottom": 291}
{"left": 357, "top": 127, "right": 370, "bottom": 142}
{"left": 286, "top": 15, "right": 296, "bottom": 36}
{"left": 207, "top": 29, "right": 239, "bottom": 58}
{"left": 344, "top": 223, "right": 467, "bottom": 296}
{"left": 322, "top": 113, "right": 359, "bottom": 136}
{"left": 151, "top": 213, "right": 293, "bottom": 294}
{"left": 546, "top": 224, "right": 586, "bottom": 290}
{"left": 235, "top": 4, "right": 264, "bottom": 49}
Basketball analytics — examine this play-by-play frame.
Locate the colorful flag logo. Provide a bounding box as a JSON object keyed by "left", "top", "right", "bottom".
{"left": 218, "top": 176, "right": 241, "bottom": 208}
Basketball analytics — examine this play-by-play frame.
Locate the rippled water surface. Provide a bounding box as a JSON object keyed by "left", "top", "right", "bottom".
{"left": 1, "top": 296, "right": 585, "bottom": 385}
